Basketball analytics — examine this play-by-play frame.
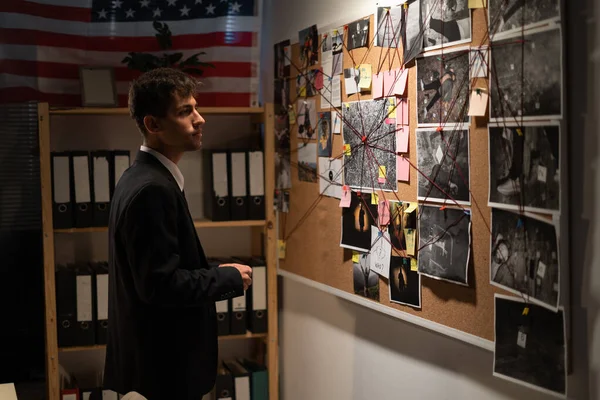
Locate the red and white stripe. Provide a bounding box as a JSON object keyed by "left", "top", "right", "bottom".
{"left": 0, "top": 0, "right": 261, "bottom": 107}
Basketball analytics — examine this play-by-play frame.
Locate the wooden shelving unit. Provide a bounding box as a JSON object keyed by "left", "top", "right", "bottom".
{"left": 37, "top": 103, "right": 279, "bottom": 400}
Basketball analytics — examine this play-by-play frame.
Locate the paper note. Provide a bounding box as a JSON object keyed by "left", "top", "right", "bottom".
{"left": 371, "top": 192, "right": 379, "bottom": 205}
{"left": 378, "top": 199, "right": 390, "bottom": 225}
{"left": 378, "top": 165, "right": 386, "bottom": 184}
{"left": 404, "top": 228, "right": 416, "bottom": 256}
{"left": 405, "top": 202, "right": 417, "bottom": 214}
{"left": 372, "top": 72, "right": 384, "bottom": 99}
{"left": 358, "top": 64, "right": 372, "bottom": 90}
{"left": 352, "top": 251, "right": 360, "bottom": 263}
{"left": 339, "top": 187, "right": 351, "bottom": 207}
{"left": 344, "top": 143, "right": 351, "bottom": 155}
{"left": 517, "top": 330, "right": 527, "bottom": 349}
{"left": 469, "top": 0, "right": 486, "bottom": 8}
{"left": 397, "top": 127, "right": 409, "bottom": 153}
{"left": 468, "top": 89, "right": 488, "bottom": 116}
{"left": 344, "top": 67, "right": 359, "bottom": 95}
{"left": 330, "top": 76, "right": 341, "bottom": 107}
{"left": 288, "top": 106, "right": 296, "bottom": 124}
{"left": 394, "top": 68, "right": 408, "bottom": 96}
{"left": 537, "top": 165, "right": 547, "bottom": 182}
{"left": 370, "top": 226, "right": 392, "bottom": 278}
{"left": 537, "top": 260, "right": 547, "bottom": 278}
{"left": 332, "top": 111, "right": 341, "bottom": 134}
{"left": 383, "top": 69, "right": 396, "bottom": 96}
{"left": 410, "top": 258, "right": 418, "bottom": 271}
{"left": 397, "top": 98, "right": 409, "bottom": 126}
{"left": 320, "top": 76, "right": 332, "bottom": 110}
{"left": 387, "top": 97, "right": 397, "bottom": 119}
{"left": 278, "top": 240, "right": 286, "bottom": 259}
{"left": 470, "top": 46, "right": 489, "bottom": 78}
{"left": 397, "top": 155, "right": 410, "bottom": 182}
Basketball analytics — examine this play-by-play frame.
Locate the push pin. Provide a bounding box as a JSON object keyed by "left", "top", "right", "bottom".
{"left": 476, "top": 88, "right": 482, "bottom": 96}
{"left": 361, "top": 135, "right": 367, "bottom": 143}
{"left": 436, "top": 126, "right": 443, "bottom": 132}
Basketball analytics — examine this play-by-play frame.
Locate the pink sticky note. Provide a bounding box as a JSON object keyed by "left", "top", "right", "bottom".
{"left": 396, "top": 127, "right": 409, "bottom": 153}
{"left": 372, "top": 72, "right": 384, "bottom": 99}
{"left": 383, "top": 69, "right": 396, "bottom": 97}
{"left": 378, "top": 199, "right": 390, "bottom": 225}
{"left": 397, "top": 155, "right": 410, "bottom": 182}
{"left": 314, "top": 68, "right": 324, "bottom": 90}
{"left": 395, "top": 68, "right": 409, "bottom": 96}
{"left": 396, "top": 98, "right": 409, "bottom": 126}
{"left": 339, "top": 187, "right": 351, "bottom": 207}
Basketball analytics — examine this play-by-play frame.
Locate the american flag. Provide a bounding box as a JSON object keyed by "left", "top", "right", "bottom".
{"left": 0, "top": 0, "right": 261, "bottom": 108}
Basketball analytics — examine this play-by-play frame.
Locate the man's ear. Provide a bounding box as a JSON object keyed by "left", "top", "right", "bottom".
{"left": 143, "top": 115, "right": 162, "bottom": 135}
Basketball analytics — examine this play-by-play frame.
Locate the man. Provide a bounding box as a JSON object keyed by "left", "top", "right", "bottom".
{"left": 103, "top": 68, "right": 253, "bottom": 400}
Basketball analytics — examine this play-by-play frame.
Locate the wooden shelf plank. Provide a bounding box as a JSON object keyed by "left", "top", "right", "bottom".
{"left": 49, "top": 107, "right": 264, "bottom": 115}
{"left": 58, "top": 331, "right": 267, "bottom": 353}
{"left": 54, "top": 219, "right": 265, "bottom": 233}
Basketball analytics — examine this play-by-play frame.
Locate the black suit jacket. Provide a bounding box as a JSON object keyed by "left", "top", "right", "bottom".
{"left": 103, "top": 150, "right": 244, "bottom": 399}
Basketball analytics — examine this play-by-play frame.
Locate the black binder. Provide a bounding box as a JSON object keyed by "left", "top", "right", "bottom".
{"left": 234, "top": 256, "right": 267, "bottom": 333}
{"left": 214, "top": 361, "right": 234, "bottom": 400}
{"left": 247, "top": 150, "right": 266, "bottom": 220}
{"left": 55, "top": 264, "right": 76, "bottom": 347}
{"left": 229, "top": 151, "right": 249, "bottom": 220}
{"left": 110, "top": 150, "right": 130, "bottom": 198}
{"left": 74, "top": 263, "right": 96, "bottom": 346}
{"left": 51, "top": 152, "right": 74, "bottom": 229}
{"left": 203, "top": 150, "right": 230, "bottom": 221}
{"left": 91, "top": 151, "right": 111, "bottom": 227}
{"left": 207, "top": 257, "right": 231, "bottom": 336}
{"left": 71, "top": 151, "right": 93, "bottom": 228}
{"left": 91, "top": 261, "right": 109, "bottom": 345}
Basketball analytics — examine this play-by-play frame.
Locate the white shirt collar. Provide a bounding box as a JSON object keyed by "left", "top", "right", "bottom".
{"left": 139, "top": 145, "right": 184, "bottom": 191}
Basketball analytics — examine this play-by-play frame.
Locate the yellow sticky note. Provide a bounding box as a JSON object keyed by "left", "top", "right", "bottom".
{"left": 388, "top": 98, "right": 397, "bottom": 118}
{"left": 278, "top": 240, "right": 286, "bottom": 259}
{"left": 358, "top": 64, "right": 372, "bottom": 90}
{"left": 404, "top": 228, "right": 416, "bottom": 256}
{"left": 410, "top": 258, "right": 418, "bottom": 271}
{"left": 288, "top": 106, "right": 296, "bottom": 125}
{"left": 405, "top": 202, "right": 417, "bottom": 214}
{"left": 344, "top": 143, "right": 351, "bottom": 155}
{"left": 299, "top": 86, "right": 306, "bottom": 97}
{"left": 352, "top": 251, "right": 360, "bottom": 263}
{"left": 522, "top": 307, "right": 529, "bottom": 316}
{"left": 378, "top": 165, "right": 386, "bottom": 179}
{"left": 468, "top": 0, "right": 486, "bottom": 8}
{"left": 516, "top": 128, "right": 523, "bottom": 136}
{"left": 371, "top": 192, "right": 379, "bottom": 204}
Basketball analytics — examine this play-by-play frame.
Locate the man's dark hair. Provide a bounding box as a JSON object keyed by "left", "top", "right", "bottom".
{"left": 128, "top": 67, "right": 199, "bottom": 135}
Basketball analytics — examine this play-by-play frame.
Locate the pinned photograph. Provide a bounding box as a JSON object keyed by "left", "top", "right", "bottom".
{"left": 375, "top": 5, "right": 403, "bottom": 47}
{"left": 347, "top": 18, "right": 370, "bottom": 51}
{"left": 318, "top": 157, "right": 343, "bottom": 199}
{"left": 490, "top": 208, "right": 560, "bottom": 311}
{"left": 421, "top": 0, "right": 472, "bottom": 51}
{"left": 274, "top": 78, "right": 290, "bottom": 114}
{"left": 331, "top": 28, "right": 344, "bottom": 76}
{"left": 389, "top": 256, "right": 421, "bottom": 308}
{"left": 488, "top": 122, "right": 560, "bottom": 214}
{"left": 389, "top": 200, "right": 418, "bottom": 258}
{"left": 317, "top": 112, "right": 333, "bottom": 157}
{"left": 343, "top": 99, "right": 397, "bottom": 192}
{"left": 297, "top": 143, "right": 317, "bottom": 183}
{"left": 299, "top": 25, "right": 319, "bottom": 67}
{"left": 417, "top": 47, "right": 470, "bottom": 126}
{"left": 417, "top": 205, "right": 471, "bottom": 286}
{"left": 402, "top": 0, "right": 424, "bottom": 64}
{"left": 416, "top": 128, "right": 470, "bottom": 205}
{"left": 341, "top": 191, "right": 378, "bottom": 252}
{"left": 490, "top": 25, "right": 562, "bottom": 121}
{"left": 489, "top": 0, "right": 561, "bottom": 40}
{"left": 353, "top": 252, "right": 380, "bottom": 301}
{"left": 297, "top": 99, "right": 317, "bottom": 140}
{"left": 274, "top": 39, "right": 291, "bottom": 78}
{"left": 493, "top": 294, "right": 566, "bottom": 398}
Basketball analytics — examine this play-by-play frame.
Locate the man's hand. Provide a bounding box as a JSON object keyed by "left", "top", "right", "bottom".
{"left": 219, "top": 263, "right": 252, "bottom": 291}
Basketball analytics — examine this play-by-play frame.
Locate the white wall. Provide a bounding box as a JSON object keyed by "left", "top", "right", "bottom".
{"left": 267, "top": 0, "right": 593, "bottom": 399}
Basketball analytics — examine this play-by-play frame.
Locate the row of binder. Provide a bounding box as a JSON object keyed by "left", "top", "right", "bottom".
{"left": 55, "top": 261, "right": 109, "bottom": 348}
{"left": 211, "top": 358, "right": 268, "bottom": 400}
{"left": 55, "top": 256, "right": 267, "bottom": 348}
{"left": 203, "top": 149, "right": 266, "bottom": 221}
{"left": 51, "top": 150, "right": 131, "bottom": 229}
{"left": 208, "top": 256, "right": 268, "bottom": 335}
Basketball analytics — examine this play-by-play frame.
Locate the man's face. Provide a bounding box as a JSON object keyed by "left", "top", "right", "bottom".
{"left": 155, "top": 93, "right": 205, "bottom": 152}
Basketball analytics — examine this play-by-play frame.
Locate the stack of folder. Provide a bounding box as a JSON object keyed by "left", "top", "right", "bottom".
{"left": 202, "top": 149, "right": 265, "bottom": 222}
{"left": 51, "top": 150, "right": 130, "bottom": 229}
{"left": 206, "top": 256, "right": 268, "bottom": 336}
{"left": 55, "top": 261, "right": 109, "bottom": 348}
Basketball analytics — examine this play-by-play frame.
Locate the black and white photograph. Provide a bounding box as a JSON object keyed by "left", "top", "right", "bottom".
{"left": 417, "top": 205, "right": 471, "bottom": 286}
{"left": 274, "top": 112, "right": 291, "bottom": 190}
{"left": 340, "top": 191, "right": 378, "bottom": 252}
{"left": 402, "top": 0, "right": 424, "bottom": 65}
{"left": 318, "top": 157, "right": 343, "bottom": 199}
{"left": 389, "top": 256, "right": 421, "bottom": 308}
{"left": 375, "top": 5, "right": 403, "bottom": 48}
{"left": 274, "top": 39, "right": 291, "bottom": 78}
{"left": 347, "top": 18, "right": 370, "bottom": 51}
{"left": 421, "top": 0, "right": 472, "bottom": 51}
{"left": 490, "top": 25, "right": 562, "bottom": 121}
{"left": 274, "top": 189, "right": 290, "bottom": 213}
{"left": 417, "top": 47, "right": 470, "bottom": 126}
{"left": 296, "top": 70, "right": 317, "bottom": 98}
{"left": 274, "top": 77, "right": 290, "bottom": 115}
{"left": 489, "top": 122, "right": 560, "bottom": 214}
{"left": 317, "top": 112, "right": 332, "bottom": 157}
{"left": 489, "top": 0, "right": 561, "bottom": 40}
{"left": 297, "top": 99, "right": 317, "bottom": 140}
{"left": 299, "top": 25, "right": 319, "bottom": 67}
{"left": 297, "top": 143, "right": 317, "bottom": 183}
{"left": 331, "top": 27, "right": 344, "bottom": 76}
{"left": 493, "top": 294, "right": 566, "bottom": 397}
{"left": 342, "top": 99, "right": 397, "bottom": 192}
{"left": 353, "top": 252, "right": 380, "bottom": 301}
{"left": 389, "top": 200, "right": 418, "bottom": 258}
{"left": 490, "top": 208, "right": 560, "bottom": 311}
{"left": 416, "top": 128, "right": 470, "bottom": 204}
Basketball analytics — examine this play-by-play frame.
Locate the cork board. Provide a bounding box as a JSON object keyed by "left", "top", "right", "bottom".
{"left": 278, "top": 8, "right": 530, "bottom": 343}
